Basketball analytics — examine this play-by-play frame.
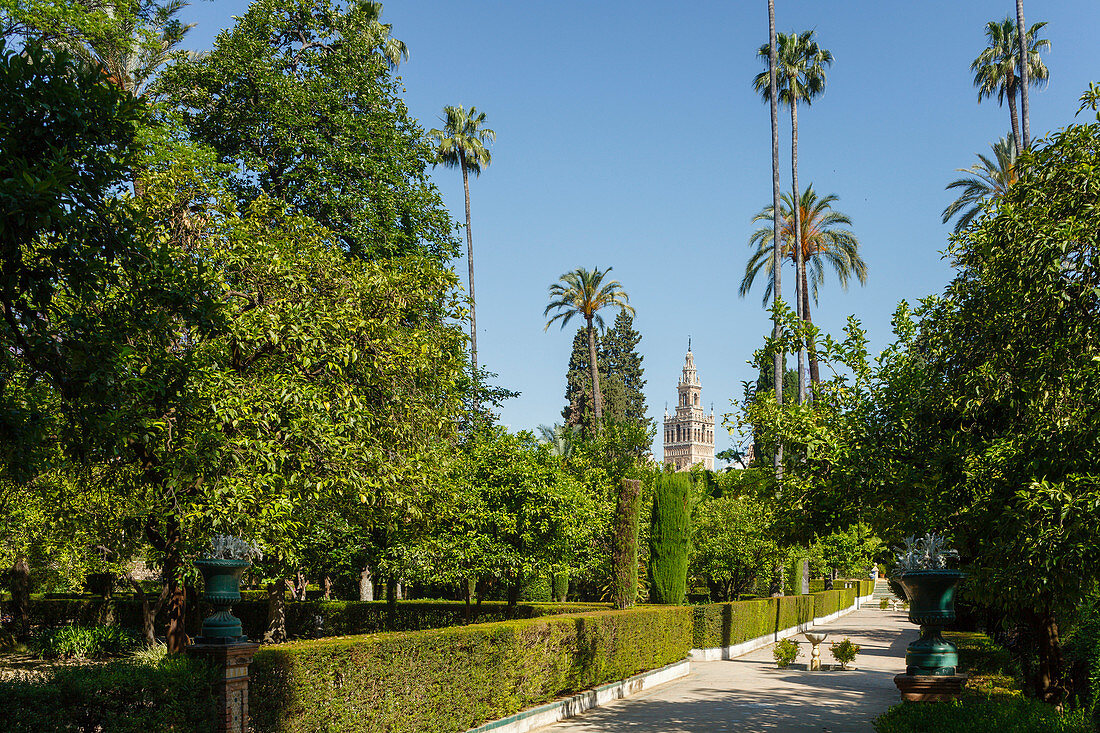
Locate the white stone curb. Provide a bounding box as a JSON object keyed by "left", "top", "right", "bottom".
{"left": 466, "top": 658, "right": 691, "bottom": 733}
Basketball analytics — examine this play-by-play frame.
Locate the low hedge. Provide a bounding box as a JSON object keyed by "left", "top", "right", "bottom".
{"left": 250, "top": 606, "right": 693, "bottom": 733}
{"left": 0, "top": 656, "right": 217, "bottom": 732}
{"left": 692, "top": 591, "right": 855, "bottom": 650}
{"left": 19, "top": 598, "right": 607, "bottom": 640}
{"left": 777, "top": 594, "right": 815, "bottom": 631}
{"left": 873, "top": 696, "right": 1091, "bottom": 733}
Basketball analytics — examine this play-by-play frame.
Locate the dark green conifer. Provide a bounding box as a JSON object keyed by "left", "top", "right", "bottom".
{"left": 647, "top": 473, "right": 694, "bottom": 604}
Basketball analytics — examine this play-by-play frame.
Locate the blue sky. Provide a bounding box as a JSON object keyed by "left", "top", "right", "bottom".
{"left": 180, "top": 1, "right": 1100, "bottom": 457}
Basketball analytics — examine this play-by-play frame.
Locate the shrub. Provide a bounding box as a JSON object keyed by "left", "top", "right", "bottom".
{"left": 648, "top": 473, "right": 693, "bottom": 604}
{"left": 692, "top": 598, "right": 777, "bottom": 649}
{"left": 31, "top": 624, "right": 139, "bottom": 659}
{"left": 250, "top": 606, "right": 692, "bottom": 733}
{"left": 1, "top": 655, "right": 217, "bottom": 732}
{"left": 773, "top": 638, "right": 800, "bottom": 668}
{"left": 880, "top": 598, "right": 889, "bottom": 610}
{"left": 872, "top": 696, "right": 1091, "bottom": 733}
{"left": 830, "top": 637, "right": 860, "bottom": 669}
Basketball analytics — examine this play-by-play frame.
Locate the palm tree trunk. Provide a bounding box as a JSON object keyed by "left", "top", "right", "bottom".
{"left": 767, "top": 0, "right": 784, "bottom": 479}
{"left": 790, "top": 102, "right": 806, "bottom": 406}
{"left": 802, "top": 265, "right": 820, "bottom": 388}
{"left": 461, "top": 156, "right": 477, "bottom": 380}
{"left": 1016, "top": 0, "right": 1030, "bottom": 150}
{"left": 1007, "top": 73, "right": 1021, "bottom": 155}
{"left": 586, "top": 317, "right": 603, "bottom": 430}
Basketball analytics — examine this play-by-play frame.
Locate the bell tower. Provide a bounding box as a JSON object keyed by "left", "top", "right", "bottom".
{"left": 662, "top": 342, "right": 715, "bottom": 471}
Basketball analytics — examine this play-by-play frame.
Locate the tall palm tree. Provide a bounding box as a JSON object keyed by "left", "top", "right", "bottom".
{"left": 1016, "top": 1, "right": 1029, "bottom": 149}
{"left": 741, "top": 185, "right": 867, "bottom": 387}
{"left": 972, "top": 17, "right": 1049, "bottom": 155}
{"left": 544, "top": 268, "right": 633, "bottom": 430}
{"left": 429, "top": 106, "right": 495, "bottom": 377}
{"left": 753, "top": 30, "right": 833, "bottom": 404}
{"left": 941, "top": 134, "right": 1018, "bottom": 233}
{"left": 360, "top": 1, "right": 408, "bottom": 69}
{"left": 766, "top": 0, "right": 784, "bottom": 447}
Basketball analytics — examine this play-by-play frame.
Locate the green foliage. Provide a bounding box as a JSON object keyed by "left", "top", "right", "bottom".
{"left": 873, "top": 696, "right": 1091, "bottom": 733}
{"left": 250, "top": 606, "right": 693, "bottom": 733}
{"left": 648, "top": 473, "right": 694, "bottom": 604}
{"left": 611, "top": 479, "right": 643, "bottom": 609}
{"left": 162, "top": 0, "right": 455, "bottom": 261}
{"left": 0, "top": 655, "right": 217, "bottom": 732}
{"left": 829, "top": 637, "right": 860, "bottom": 667}
{"left": 773, "top": 638, "right": 800, "bottom": 668}
{"left": 690, "top": 493, "right": 777, "bottom": 601}
{"left": 31, "top": 624, "right": 139, "bottom": 659}
{"left": 816, "top": 524, "right": 883, "bottom": 577}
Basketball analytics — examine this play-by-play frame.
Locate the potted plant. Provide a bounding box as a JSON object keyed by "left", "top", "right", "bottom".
{"left": 894, "top": 533, "right": 964, "bottom": 676}
{"left": 194, "top": 535, "right": 262, "bottom": 644}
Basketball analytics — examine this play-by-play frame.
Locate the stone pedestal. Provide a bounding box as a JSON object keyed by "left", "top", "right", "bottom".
{"left": 187, "top": 642, "right": 260, "bottom": 733}
{"left": 893, "top": 674, "right": 967, "bottom": 702}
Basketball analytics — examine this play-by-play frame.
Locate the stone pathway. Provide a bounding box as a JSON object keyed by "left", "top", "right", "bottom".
{"left": 543, "top": 605, "right": 912, "bottom": 733}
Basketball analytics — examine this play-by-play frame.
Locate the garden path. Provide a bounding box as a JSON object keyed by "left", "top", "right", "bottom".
{"left": 543, "top": 604, "right": 911, "bottom": 733}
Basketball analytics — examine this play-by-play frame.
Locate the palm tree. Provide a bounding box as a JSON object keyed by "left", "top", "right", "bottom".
{"left": 429, "top": 106, "right": 495, "bottom": 377}
{"left": 537, "top": 423, "right": 576, "bottom": 459}
{"left": 753, "top": 30, "right": 833, "bottom": 404}
{"left": 48, "top": 0, "right": 196, "bottom": 98}
{"left": 972, "top": 17, "right": 1049, "bottom": 155}
{"left": 741, "top": 185, "right": 867, "bottom": 387}
{"left": 765, "top": 0, "right": 784, "bottom": 446}
{"left": 544, "top": 268, "right": 633, "bottom": 430}
{"left": 360, "top": 1, "right": 408, "bottom": 69}
{"left": 941, "top": 134, "right": 1018, "bottom": 233}
{"left": 1016, "top": 1, "right": 1030, "bottom": 149}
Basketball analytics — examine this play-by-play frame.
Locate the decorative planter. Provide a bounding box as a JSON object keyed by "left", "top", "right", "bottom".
{"left": 194, "top": 558, "right": 250, "bottom": 644}
{"left": 898, "top": 569, "right": 965, "bottom": 676}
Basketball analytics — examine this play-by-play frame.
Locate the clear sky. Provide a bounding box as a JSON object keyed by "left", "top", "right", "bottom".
{"left": 179, "top": 1, "right": 1100, "bottom": 457}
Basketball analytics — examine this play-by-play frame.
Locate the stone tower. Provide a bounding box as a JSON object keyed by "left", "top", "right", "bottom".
{"left": 662, "top": 345, "right": 715, "bottom": 471}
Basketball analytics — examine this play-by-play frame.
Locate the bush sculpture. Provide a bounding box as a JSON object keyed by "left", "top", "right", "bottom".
{"left": 648, "top": 473, "right": 694, "bottom": 604}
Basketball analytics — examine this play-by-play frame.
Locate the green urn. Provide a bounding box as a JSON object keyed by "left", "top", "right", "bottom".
{"left": 898, "top": 569, "right": 965, "bottom": 676}
{"left": 194, "top": 557, "right": 250, "bottom": 644}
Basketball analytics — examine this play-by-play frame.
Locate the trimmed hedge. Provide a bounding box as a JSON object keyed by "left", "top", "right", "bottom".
{"left": 0, "top": 656, "right": 217, "bottom": 732}
{"left": 20, "top": 598, "right": 607, "bottom": 640}
{"left": 873, "top": 696, "right": 1091, "bottom": 733}
{"left": 250, "top": 606, "right": 693, "bottom": 733}
{"left": 694, "top": 590, "right": 860, "bottom": 650}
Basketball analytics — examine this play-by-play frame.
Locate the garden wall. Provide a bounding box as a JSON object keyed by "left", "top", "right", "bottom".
{"left": 249, "top": 606, "right": 693, "bottom": 733}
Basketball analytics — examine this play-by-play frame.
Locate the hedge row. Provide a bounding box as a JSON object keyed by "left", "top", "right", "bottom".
{"left": 249, "top": 606, "right": 693, "bottom": 733}
{"left": 693, "top": 589, "right": 859, "bottom": 650}
{"left": 807, "top": 579, "right": 876, "bottom": 594}
{"left": 18, "top": 598, "right": 608, "bottom": 640}
{"left": 0, "top": 656, "right": 217, "bottom": 732}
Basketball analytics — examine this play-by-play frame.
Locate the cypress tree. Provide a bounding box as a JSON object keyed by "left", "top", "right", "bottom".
{"left": 648, "top": 473, "right": 694, "bottom": 604}
{"left": 603, "top": 310, "right": 650, "bottom": 429}
{"left": 562, "top": 328, "right": 597, "bottom": 432}
{"left": 611, "top": 478, "right": 643, "bottom": 609}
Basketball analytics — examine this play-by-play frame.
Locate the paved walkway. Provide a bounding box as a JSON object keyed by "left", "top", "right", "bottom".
{"left": 544, "top": 606, "right": 912, "bottom": 733}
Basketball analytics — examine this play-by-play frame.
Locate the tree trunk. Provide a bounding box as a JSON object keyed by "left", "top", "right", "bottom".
{"left": 395, "top": 581, "right": 403, "bottom": 601}
{"left": 463, "top": 577, "right": 473, "bottom": 624}
{"left": 263, "top": 582, "right": 286, "bottom": 644}
{"left": 1016, "top": 0, "right": 1030, "bottom": 150}
{"left": 358, "top": 566, "right": 374, "bottom": 602}
{"left": 802, "top": 265, "right": 820, "bottom": 388}
{"left": 507, "top": 575, "right": 521, "bottom": 608}
{"left": 162, "top": 521, "right": 187, "bottom": 653}
{"left": 9, "top": 557, "right": 29, "bottom": 637}
{"left": 462, "top": 156, "right": 477, "bottom": 379}
{"left": 1029, "top": 607, "right": 1065, "bottom": 704}
{"left": 1007, "top": 73, "right": 1021, "bottom": 156}
{"left": 767, "top": 0, "right": 784, "bottom": 483}
{"left": 791, "top": 102, "right": 806, "bottom": 406}
{"left": 127, "top": 575, "right": 168, "bottom": 647}
{"left": 322, "top": 574, "right": 332, "bottom": 601}
{"left": 586, "top": 318, "right": 603, "bottom": 429}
